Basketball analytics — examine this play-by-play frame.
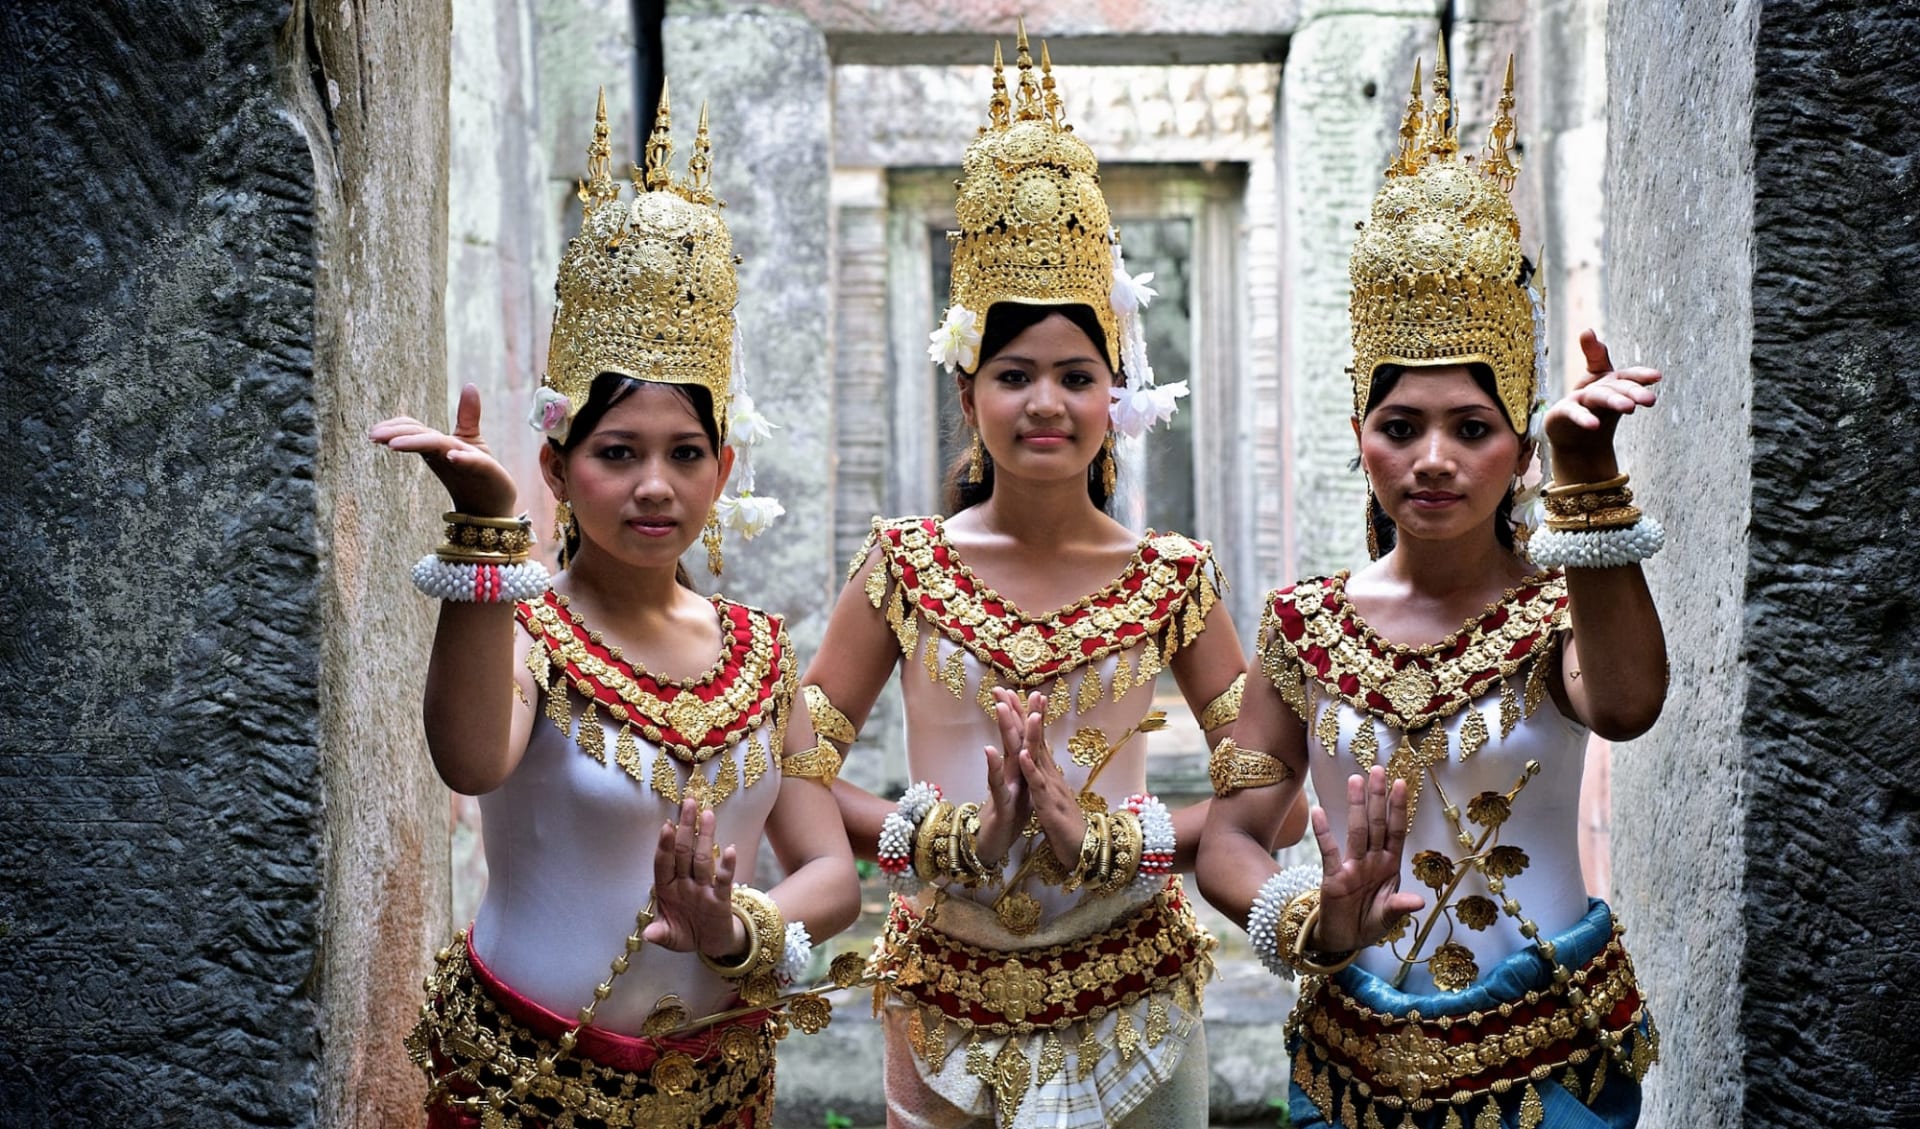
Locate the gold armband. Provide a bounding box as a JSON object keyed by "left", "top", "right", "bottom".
{"left": 802, "top": 684, "right": 858, "bottom": 745}
{"left": 780, "top": 742, "right": 842, "bottom": 786}
{"left": 1198, "top": 673, "right": 1246, "bottom": 732}
{"left": 1208, "top": 737, "right": 1295, "bottom": 797}
{"left": 700, "top": 886, "right": 785, "bottom": 1006}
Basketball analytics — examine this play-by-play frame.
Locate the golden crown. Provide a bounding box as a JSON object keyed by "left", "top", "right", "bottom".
{"left": 541, "top": 83, "right": 738, "bottom": 441}
{"left": 943, "top": 26, "right": 1120, "bottom": 369}
{"left": 1349, "top": 47, "right": 1536, "bottom": 434}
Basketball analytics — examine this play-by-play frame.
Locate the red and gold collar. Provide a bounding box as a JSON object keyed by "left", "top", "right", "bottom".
{"left": 517, "top": 591, "right": 792, "bottom": 765}
{"left": 1260, "top": 571, "right": 1568, "bottom": 733}
{"left": 861, "top": 517, "right": 1219, "bottom": 691}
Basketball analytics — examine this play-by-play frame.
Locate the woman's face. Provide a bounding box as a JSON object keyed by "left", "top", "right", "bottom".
{"left": 541, "top": 382, "right": 733, "bottom": 570}
{"left": 1357, "top": 365, "right": 1529, "bottom": 547}
{"left": 962, "top": 311, "right": 1115, "bottom": 488}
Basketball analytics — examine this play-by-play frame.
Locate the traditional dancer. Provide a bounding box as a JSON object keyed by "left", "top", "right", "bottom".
{"left": 1198, "top": 49, "right": 1667, "bottom": 1129}
{"left": 373, "top": 88, "right": 859, "bottom": 1128}
{"left": 798, "top": 29, "right": 1298, "bottom": 1129}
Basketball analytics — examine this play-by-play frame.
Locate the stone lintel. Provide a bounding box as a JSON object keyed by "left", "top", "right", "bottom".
{"left": 826, "top": 32, "right": 1287, "bottom": 66}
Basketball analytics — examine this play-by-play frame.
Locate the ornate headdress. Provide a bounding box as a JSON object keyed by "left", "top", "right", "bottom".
{"left": 533, "top": 84, "right": 739, "bottom": 443}
{"left": 1349, "top": 47, "right": 1537, "bottom": 435}
{"left": 928, "top": 25, "right": 1186, "bottom": 438}
{"left": 533, "top": 87, "right": 784, "bottom": 540}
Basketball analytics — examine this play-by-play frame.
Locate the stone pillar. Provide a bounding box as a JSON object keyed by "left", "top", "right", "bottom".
{"left": 0, "top": 2, "right": 450, "bottom": 1127}
{"left": 1278, "top": 0, "right": 1440, "bottom": 577}
{"left": 663, "top": 5, "right": 837, "bottom": 648}
{"left": 1606, "top": 2, "right": 1920, "bottom": 1125}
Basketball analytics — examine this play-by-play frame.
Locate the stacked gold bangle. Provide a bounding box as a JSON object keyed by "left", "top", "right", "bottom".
{"left": 909, "top": 800, "right": 1005, "bottom": 888}
{"left": 436, "top": 512, "right": 535, "bottom": 563}
{"left": 699, "top": 886, "right": 786, "bottom": 1006}
{"left": 1542, "top": 474, "right": 1641, "bottom": 532}
{"left": 1276, "top": 889, "right": 1360, "bottom": 976}
{"left": 1048, "top": 809, "right": 1144, "bottom": 895}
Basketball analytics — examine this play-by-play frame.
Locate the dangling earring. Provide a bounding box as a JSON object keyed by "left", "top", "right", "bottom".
{"left": 553, "top": 500, "right": 576, "bottom": 569}
{"left": 968, "top": 430, "right": 985, "bottom": 483}
{"left": 1363, "top": 481, "right": 1382, "bottom": 561}
{"left": 1100, "top": 433, "right": 1117, "bottom": 496}
{"left": 704, "top": 513, "right": 724, "bottom": 577}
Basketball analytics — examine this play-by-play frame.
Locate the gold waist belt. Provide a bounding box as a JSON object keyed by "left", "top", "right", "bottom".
{"left": 407, "top": 937, "right": 777, "bottom": 1129}
{"left": 1290, "top": 925, "right": 1658, "bottom": 1128}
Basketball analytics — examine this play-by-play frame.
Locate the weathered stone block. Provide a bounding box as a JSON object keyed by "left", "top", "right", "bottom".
{"left": 0, "top": 1, "right": 450, "bottom": 1124}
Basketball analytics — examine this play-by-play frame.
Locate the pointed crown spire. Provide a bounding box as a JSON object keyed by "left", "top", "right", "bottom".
{"left": 577, "top": 86, "right": 620, "bottom": 216}
{"left": 642, "top": 76, "right": 675, "bottom": 191}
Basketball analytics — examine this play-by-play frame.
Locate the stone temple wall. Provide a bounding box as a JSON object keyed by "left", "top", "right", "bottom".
{"left": 1608, "top": 0, "right": 1920, "bottom": 1124}
{"left": 0, "top": 2, "right": 450, "bottom": 1125}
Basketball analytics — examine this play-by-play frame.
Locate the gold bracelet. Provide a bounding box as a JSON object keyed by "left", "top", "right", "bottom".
{"left": 1291, "top": 892, "right": 1360, "bottom": 976}
{"left": 437, "top": 511, "right": 534, "bottom": 564}
{"left": 801, "top": 684, "right": 858, "bottom": 745}
{"left": 699, "top": 887, "right": 785, "bottom": 1007}
{"left": 1198, "top": 673, "right": 1246, "bottom": 732}
{"left": 780, "top": 742, "right": 842, "bottom": 786}
{"left": 953, "top": 803, "right": 1004, "bottom": 887}
{"left": 1093, "top": 809, "right": 1143, "bottom": 896}
{"left": 1062, "top": 813, "right": 1105, "bottom": 893}
{"left": 913, "top": 801, "right": 955, "bottom": 884}
{"left": 1209, "top": 738, "right": 1294, "bottom": 797}
{"left": 1543, "top": 472, "right": 1630, "bottom": 499}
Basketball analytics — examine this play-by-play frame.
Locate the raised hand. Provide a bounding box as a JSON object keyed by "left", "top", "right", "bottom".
{"left": 1545, "top": 331, "right": 1662, "bottom": 480}
{"left": 642, "top": 799, "right": 747, "bottom": 961}
{"left": 370, "top": 383, "right": 520, "bottom": 516}
{"left": 1309, "top": 767, "right": 1426, "bottom": 953}
{"left": 976, "top": 698, "right": 1032, "bottom": 867}
{"left": 994, "top": 688, "right": 1086, "bottom": 868}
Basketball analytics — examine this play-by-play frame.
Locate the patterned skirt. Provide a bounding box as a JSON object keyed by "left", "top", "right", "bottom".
{"left": 872, "top": 878, "right": 1216, "bottom": 1129}
{"left": 408, "top": 930, "right": 778, "bottom": 1129}
{"left": 1287, "top": 899, "right": 1657, "bottom": 1129}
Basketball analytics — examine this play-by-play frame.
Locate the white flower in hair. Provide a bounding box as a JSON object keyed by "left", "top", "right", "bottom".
{"left": 927, "top": 305, "right": 983, "bottom": 373}
{"left": 1512, "top": 481, "right": 1546, "bottom": 538}
{"left": 1110, "top": 266, "right": 1158, "bottom": 315}
{"left": 729, "top": 391, "right": 780, "bottom": 448}
{"left": 528, "top": 385, "right": 572, "bottom": 438}
{"left": 715, "top": 493, "right": 785, "bottom": 539}
{"left": 1109, "top": 380, "right": 1190, "bottom": 439}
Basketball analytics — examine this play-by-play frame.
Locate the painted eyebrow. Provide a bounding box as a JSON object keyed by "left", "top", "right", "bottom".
{"left": 590, "top": 429, "right": 710, "bottom": 442}
{"left": 988, "top": 353, "right": 1103, "bottom": 367}
{"left": 1376, "top": 403, "right": 1499, "bottom": 416}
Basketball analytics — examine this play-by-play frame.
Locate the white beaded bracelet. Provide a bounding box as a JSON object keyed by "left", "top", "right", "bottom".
{"left": 1527, "top": 516, "right": 1665, "bottom": 570}
{"left": 1248, "top": 863, "right": 1320, "bottom": 981}
{"left": 877, "top": 781, "right": 942, "bottom": 896}
{"left": 1123, "top": 793, "right": 1176, "bottom": 893}
{"left": 412, "top": 554, "right": 551, "bottom": 603}
{"left": 777, "top": 920, "right": 812, "bottom": 986}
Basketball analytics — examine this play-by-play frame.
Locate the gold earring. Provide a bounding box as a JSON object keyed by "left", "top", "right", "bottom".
{"left": 1363, "top": 480, "right": 1382, "bottom": 561}
{"left": 1100, "top": 433, "right": 1117, "bottom": 496}
{"left": 704, "top": 513, "right": 724, "bottom": 577}
{"left": 968, "top": 431, "right": 985, "bottom": 483}
{"left": 553, "top": 501, "right": 576, "bottom": 569}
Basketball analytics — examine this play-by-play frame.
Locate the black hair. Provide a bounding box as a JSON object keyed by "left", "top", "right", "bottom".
{"left": 944, "top": 302, "right": 1119, "bottom": 515}
{"left": 550, "top": 372, "right": 722, "bottom": 586}
{"left": 1362, "top": 362, "right": 1520, "bottom": 554}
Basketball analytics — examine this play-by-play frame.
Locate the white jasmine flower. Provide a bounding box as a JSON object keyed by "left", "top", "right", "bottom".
{"left": 528, "top": 385, "right": 572, "bottom": 438}
{"left": 927, "top": 305, "right": 983, "bottom": 373}
{"left": 1109, "top": 266, "right": 1158, "bottom": 315}
{"left": 1512, "top": 481, "right": 1545, "bottom": 537}
{"left": 1108, "top": 380, "right": 1189, "bottom": 438}
{"left": 729, "top": 391, "right": 779, "bottom": 448}
{"left": 715, "top": 492, "right": 785, "bottom": 539}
